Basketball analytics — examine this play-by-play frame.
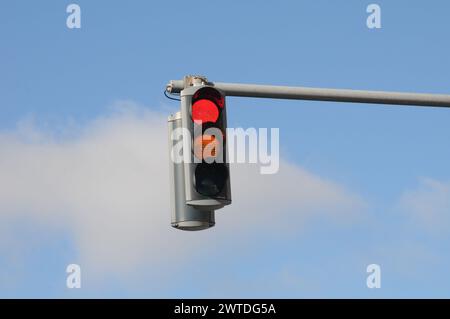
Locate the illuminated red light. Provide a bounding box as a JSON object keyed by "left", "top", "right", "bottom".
{"left": 192, "top": 99, "right": 219, "bottom": 123}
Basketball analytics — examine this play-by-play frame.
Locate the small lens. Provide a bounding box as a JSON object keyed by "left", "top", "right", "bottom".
{"left": 192, "top": 99, "right": 219, "bottom": 124}
{"left": 195, "top": 163, "right": 228, "bottom": 197}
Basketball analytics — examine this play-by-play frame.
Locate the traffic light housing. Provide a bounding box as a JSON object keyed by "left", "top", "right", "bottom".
{"left": 181, "top": 85, "right": 232, "bottom": 210}
{"left": 168, "top": 80, "right": 231, "bottom": 231}
{"left": 168, "top": 112, "right": 215, "bottom": 231}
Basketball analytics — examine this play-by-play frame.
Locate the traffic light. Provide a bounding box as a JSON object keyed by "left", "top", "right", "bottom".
{"left": 168, "top": 81, "right": 231, "bottom": 231}
{"left": 168, "top": 112, "right": 215, "bottom": 231}
{"left": 181, "top": 85, "right": 231, "bottom": 210}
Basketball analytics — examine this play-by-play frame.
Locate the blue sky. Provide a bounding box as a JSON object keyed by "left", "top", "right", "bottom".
{"left": 1, "top": 1, "right": 450, "bottom": 298}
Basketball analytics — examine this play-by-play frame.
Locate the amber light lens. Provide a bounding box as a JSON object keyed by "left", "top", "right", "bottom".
{"left": 193, "top": 134, "right": 221, "bottom": 160}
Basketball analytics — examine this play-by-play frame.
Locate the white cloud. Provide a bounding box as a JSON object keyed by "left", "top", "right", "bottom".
{"left": 0, "top": 103, "right": 364, "bottom": 285}
{"left": 399, "top": 178, "right": 450, "bottom": 234}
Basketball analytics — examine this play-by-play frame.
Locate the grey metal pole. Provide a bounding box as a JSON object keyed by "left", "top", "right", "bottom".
{"left": 167, "top": 79, "right": 450, "bottom": 108}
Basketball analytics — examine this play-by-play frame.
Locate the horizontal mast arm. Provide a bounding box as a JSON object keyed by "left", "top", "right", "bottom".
{"left": 166, "top": 80, "right": 450, "bottom": 108}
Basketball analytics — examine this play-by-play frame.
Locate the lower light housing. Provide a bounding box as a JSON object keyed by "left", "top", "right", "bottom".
{"left": 172, "top": 217, "right": 215, "bottom": 231}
